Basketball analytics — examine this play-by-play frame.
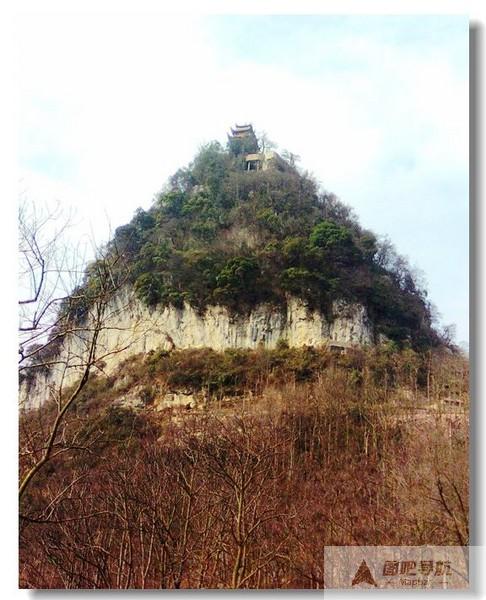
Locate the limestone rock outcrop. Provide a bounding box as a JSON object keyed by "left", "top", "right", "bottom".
{"left": 20, "top": 289, "right": 374, "bottom": 409}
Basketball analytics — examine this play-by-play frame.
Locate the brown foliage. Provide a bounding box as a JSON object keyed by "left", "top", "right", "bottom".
{"left": 19, "top": 349, "right": 469, "bottom": 589}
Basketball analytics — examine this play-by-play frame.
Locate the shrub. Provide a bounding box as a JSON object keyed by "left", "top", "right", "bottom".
{"left": 214, "top": 256, "right": 261, "bottom": 305}
{"left": 135, "top": 273, "right": 163, "bottom": 307}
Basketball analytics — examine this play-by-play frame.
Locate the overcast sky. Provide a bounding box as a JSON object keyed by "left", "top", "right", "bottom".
{"left": 17, "top": 14, "right": 468, "bottom": 344}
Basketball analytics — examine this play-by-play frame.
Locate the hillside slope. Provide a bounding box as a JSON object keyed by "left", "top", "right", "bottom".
{"left": 19, "top": 129, "right": 468, "bottom": 590}
{"left": 21, "top": 129, "right": 448, "bottom": 407}
{"left": 73, "top": 136, "right": 439, "bottom": 349}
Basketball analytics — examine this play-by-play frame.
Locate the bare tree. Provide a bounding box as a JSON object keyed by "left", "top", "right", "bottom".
{"left": 281, "top": 149, "right": 300, "bottom": 168}
{"left": 257, "top": 131, "right": 276, "bottom": 153}
{"left": 200, "top": 417, "right": 292, "bottom": 589}
{"left": 18, "top": 199, "right": 136, "bottom": 506}
{"left": 18, "top": 199, "right": 81, "bottom": 361}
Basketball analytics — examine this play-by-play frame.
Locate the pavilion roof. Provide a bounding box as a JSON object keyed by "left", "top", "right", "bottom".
{"left": 231, "top": 124, "right": 254, "bottom": 135}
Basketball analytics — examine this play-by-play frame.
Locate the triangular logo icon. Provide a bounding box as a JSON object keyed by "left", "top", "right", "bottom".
{"left": 352, "top": 559, "right": 377, "bottom": 587}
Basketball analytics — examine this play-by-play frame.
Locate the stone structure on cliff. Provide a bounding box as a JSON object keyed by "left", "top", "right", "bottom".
{"left": 227, "top": 123, "right": 288, "bottom": 172}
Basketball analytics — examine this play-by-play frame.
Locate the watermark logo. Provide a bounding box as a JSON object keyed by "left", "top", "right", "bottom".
{"left": 324, "top": 546, "right": 468, "bottom": 589}
{"left": 351, "top": 560, "right": 377, "bottom": 587}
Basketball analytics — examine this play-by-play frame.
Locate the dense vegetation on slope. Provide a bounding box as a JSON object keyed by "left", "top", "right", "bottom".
{"left": 20, "top": 346, "right": 469, "bottom": 588}
{"left": 73, "top": 139, "right": 441, "bottom": 349}
{"left": 76, "top": 343, "right": 462, "bottom": 408}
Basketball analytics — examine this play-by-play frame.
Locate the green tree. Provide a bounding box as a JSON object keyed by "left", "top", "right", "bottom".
{"left": 309, "top": 220, "right": 353, "bottom": 250}
{"left": 192, "top": 142, "right": 230, "bottom": 195}
{"left": 214, "top": 257, "right": 260, "bottom": 305}
{"left": 135, "top": 273, "right": 163, "bottom": 307}
{"left": 280, "top": 267, "right": 317, "bottom": 295}
{"left": 227, "top": 136, "right": 259, "bottom": 157}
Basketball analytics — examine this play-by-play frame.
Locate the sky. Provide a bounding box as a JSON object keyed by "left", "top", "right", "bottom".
{"left": 17, "top": 14, "right": 469, "bottom": 345}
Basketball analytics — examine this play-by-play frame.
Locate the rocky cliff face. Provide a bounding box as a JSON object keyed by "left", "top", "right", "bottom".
{"left": 20, "top": 289, "right": 374, "bottom": 409}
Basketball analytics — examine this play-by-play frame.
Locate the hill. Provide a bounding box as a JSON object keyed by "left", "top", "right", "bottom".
{"left": 69, "top": 129, "right": 441, "bottom": 350}
{"left": 20, "top": 125, "right": 453, "bottom": 411}
{"left": 19, "top": 126, "right": 468, "bottom": 590}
